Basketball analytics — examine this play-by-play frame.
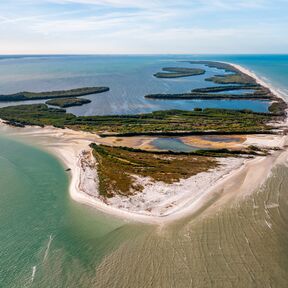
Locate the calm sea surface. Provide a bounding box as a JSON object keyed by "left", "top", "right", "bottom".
{"left": 0, "top": 55, "right": 288, "bottom": 287}
{"left": 1, "top": 54, "right": 284, "bottom": 114}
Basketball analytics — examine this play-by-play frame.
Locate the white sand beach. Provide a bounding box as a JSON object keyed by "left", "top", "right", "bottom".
{"left": 1, "top": 126, "right": 287, "bottom": 225}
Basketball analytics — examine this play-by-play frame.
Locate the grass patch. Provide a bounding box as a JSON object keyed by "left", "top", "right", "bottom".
{"left": 0, "top": 104, "right": 279, "bottom": 135}
{"left": 46, "top": 98, "right": 91, "bottom": 108}
{"left": 90, "top": 143, "right": 218, "bottom": 197}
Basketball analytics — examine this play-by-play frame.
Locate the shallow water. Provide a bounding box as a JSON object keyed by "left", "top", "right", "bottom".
{"left": 211, "top": 89, "right": 256, "bottom": 94}
{"left": 0, "top": 55, "right": 271, "bottom": 114}
{"left": 94, "top": 163, "right": 288, "bottom": 288}
{"left": 0, "top": 135, "right": 126, "bottom": 288}
{"left": 151, "top": 137, "right": 199, "bottom": 152}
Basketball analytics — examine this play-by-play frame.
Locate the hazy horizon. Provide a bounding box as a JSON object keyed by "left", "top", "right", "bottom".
{"left": 0, "top": 53, "right": 288, "bottom": 56}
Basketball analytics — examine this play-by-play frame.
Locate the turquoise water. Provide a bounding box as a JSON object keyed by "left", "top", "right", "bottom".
{"left": 1, "top": 55, "right": 288, "bottom": 287}
{"left": 0, "top": 55, "right": 276, "bottom": 115}
{"left": 151, "top": 136, "right": 243, "bottom": 152}
{"left": 0, "top": 135, "right": 126, "bottom": 288}
{"left": 151, "top": 138, "right": 198, "bottom": 152}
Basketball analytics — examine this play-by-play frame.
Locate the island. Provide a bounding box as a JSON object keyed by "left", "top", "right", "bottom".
{"left": 154, "top": 67, "right": 205, "bottom": 78}
{"left": 46, "top": 98, "right": 91, "bottom": 108}
{"left": 146, "top": 62, "right": 287, "bottom": 115}
{"left": 0, "top": 61, "right": 287, "bottom": 222}
{"left": 192, "top": 84, "right": 259, "bottom": 93}
{"left": 145, "top": 91, "right": 273, "bottom": 101}
{"left": 0, "top": 86, "right": 109, "bottom": 101}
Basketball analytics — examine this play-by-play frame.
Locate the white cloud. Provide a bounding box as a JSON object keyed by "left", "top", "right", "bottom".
{"left": 1, "top": 24, "right": 287, "bottom": 54}
{"left": 0, "top": 0, "right": 286, "bottom": 54}
{"left": 49, "top": 0, "right": 269, "bottom": 10}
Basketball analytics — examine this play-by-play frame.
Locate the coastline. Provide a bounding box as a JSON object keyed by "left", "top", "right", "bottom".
{"left": 45, "top": 131, "right": 288, "bottom": 224}
{"left": 2, "top": 122, "right": 287, "bottom": 224}
{"left": 0, "top": 62, "right": 287, "bottom": 224}
{"left": 228, "top": 62, "right": 287, "bottom": 103}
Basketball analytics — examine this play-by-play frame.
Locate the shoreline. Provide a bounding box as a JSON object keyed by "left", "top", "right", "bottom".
{"left": 0, "top": 62, "right": 287, "bottom": 224}
{"left": 228, "top": 62, "right": 287, "bottom": 103}
{"left": 1, "top": 125, "right": 287, "bottom": 225}
{"left": 50, "top": 131, "right": 288, "bottom": 224}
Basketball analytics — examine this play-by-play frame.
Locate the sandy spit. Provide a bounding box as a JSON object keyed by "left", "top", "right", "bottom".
{"left": 0, "top": 121, "right": 287, "bottom": 224}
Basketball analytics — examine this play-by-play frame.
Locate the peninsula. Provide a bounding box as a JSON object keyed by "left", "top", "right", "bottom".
{"left": 0, "top": 61, "right": 287, "bottom": 223}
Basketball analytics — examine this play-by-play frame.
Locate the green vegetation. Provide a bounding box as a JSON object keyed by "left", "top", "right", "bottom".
{"left": 0, "top": 60, "right": 285, "bottom": 199}
{"left": 268, "top": 100, "right": 288, "bottom": 114}
{"left": 90, "top": 143, "right": 269, "bottom": 197}
{"left": 206, "top": 74, "right": 255, "bottom": 85}
{"left": 0, "top": 104, "right": 280, "bottom": 135}
{"left": 90, "top": 143, "right": 218, "bottom": 197}
{"left": 145, "top": 92, "right": 272, "bottom": 100}
{"left": 154, "top": 67, "right": 205, "bottom": 78}
{"left": 183, "top": 60, "right": 256, "bottom": 84}
{"left": 0, "top": 87, "right": 109, "bottom": 101}
{"left": 186, "top": 61, "right": 240, "bottom": 73}
{"left": 192, "top": 85, "right": 259, "bottom": 93}
{"left": 145, "top": 83, "right": 282, "bottom": 109}
{"left": 148, "top": 61, "right": 287, "bottom": 115}
{"left": 46, "top": 98, "right": 91, "bottom": 108}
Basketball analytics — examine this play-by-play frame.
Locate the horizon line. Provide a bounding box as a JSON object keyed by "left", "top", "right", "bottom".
{"left": 0, "top": 53, "right": 288, "bottom": 56}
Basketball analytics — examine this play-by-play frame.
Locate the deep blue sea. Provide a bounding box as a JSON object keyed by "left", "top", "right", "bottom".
{"left": 0, "top": 54, "right": 287, "bottom": 115}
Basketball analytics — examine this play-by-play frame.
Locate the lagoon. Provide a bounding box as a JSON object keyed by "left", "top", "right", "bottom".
{"left": 0, "top": 55, "right": 275, "bottom": 115}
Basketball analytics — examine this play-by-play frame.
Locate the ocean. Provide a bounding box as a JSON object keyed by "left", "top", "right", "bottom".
{"left": 0, "top": 55, "right": 288, "bottom": 287}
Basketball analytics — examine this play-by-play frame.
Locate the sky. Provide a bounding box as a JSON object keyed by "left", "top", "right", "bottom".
{"left": 0, "top": 0, "right": 287, "bottom": 54}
